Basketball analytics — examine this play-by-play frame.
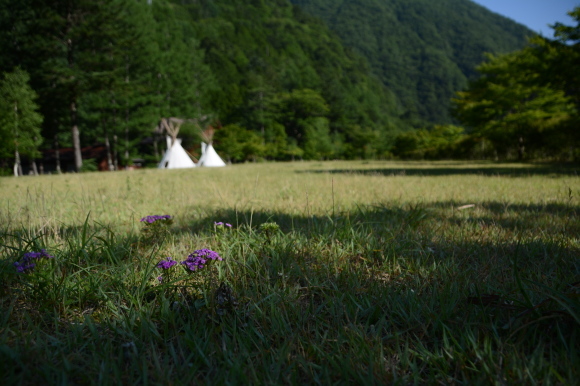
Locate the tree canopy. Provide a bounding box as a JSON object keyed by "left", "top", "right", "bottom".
{"left": 0, "top": 0, "right": 548, "bottom": 170}
{"left": 0, "top": 68, "right": 43, "bottom": 174}
{"left": 452, "top": 7, "right": 580, "bottom": 160}
{"left": 290, "top": 0, "right": 533, "bottom": 125}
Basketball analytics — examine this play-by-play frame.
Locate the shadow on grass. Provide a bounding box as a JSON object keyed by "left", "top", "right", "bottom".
{"left": 2, "top": 201, "right": 579, "bottom": 384}
{"left": 176, "top": 199, "right": 579, "bottom": 236}
{"left": 171, "top": 203, "right": 579, "bottom": 351}
{"left": 298, "top": 163, "right": 580, "bottom": 177}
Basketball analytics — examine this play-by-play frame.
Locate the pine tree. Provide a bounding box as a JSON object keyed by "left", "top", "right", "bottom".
{"left": 0, "top": 68, "right": 43, "bottom": 176}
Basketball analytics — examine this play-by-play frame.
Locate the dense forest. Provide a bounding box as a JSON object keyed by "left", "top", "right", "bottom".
{"left": 390, "top": 7, "right": 579, "bottom": 161}
{"left": 290, "top": 0, "right": 533, "bottom": 124}
{"left": 0, "top": 0, "right": 577, "bottom": 174}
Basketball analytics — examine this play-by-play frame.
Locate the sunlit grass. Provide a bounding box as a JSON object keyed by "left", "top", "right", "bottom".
{"left": 0, "top": 160, "right": 578, "bottom": 383}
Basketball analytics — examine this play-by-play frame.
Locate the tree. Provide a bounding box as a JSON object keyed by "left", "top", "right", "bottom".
{"left": 10, "top": 0, "right": 161, "bottom": 172}
{"left": 548, "top": 8, "right": 580, "bottom": 116}
{"left": 552, "top": 7, "right": 580, "bottom": 44}
{"left": 214, "top": 124, "right": 267, "bottom": 162}
{"left": 273, "top": 89, "right": 329, "bottom": 138}
{"left": 0, "top": 68, "right": 43, "bottom": 175}
{"left": 80, "top": 0, "right": 165, "bottom": 169}
{"left": 452, "top": 45, "right": 575, "bottom": 160}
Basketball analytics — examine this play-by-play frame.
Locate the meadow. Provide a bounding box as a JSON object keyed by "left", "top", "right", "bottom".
{"left": 0, "top": 160, "right": 579, "bottom": 384}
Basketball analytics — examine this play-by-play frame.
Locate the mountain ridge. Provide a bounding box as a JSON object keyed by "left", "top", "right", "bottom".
{"left": 289, "top": 0, "right": 534, "bottom": 124}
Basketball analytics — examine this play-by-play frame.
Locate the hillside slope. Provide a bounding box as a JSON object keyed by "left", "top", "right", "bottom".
{"left": 173, "top": 0, "right": 408, "bottom": 157}
{"left": 290, "top": 0, "right": 534, "bottom": 125}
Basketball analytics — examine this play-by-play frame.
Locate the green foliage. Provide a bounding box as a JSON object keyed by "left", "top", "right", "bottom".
{"left": 290, "top": 0, "right": 532, "bottom": 125}
{"left": 546, "top": 8, "right": 580, "bottom": 116}
{"left": 271, "top": 89, "right": 332, "bottom": 159}
{"left": 393, "top": 125, "right": 467, "bottom": 159}
{"left": 184, "top": 0, "right": 403, "bottom": 159}
{"left": 342, "top": 125, "right": 382, "bottom": 160}
{"left": 552, "top": 7, "right": 580, "bottom": 43}
{"left": 0, "top": 68, "right": 43, "bottom": 159}
{"left": 0, "top": 0, "right": 545, "bottom": 165}
{"left": 214, "top": 124, "right": 267, "bottom": 162}
{"left": 79, "top": 159, "right": 98, "bottom": 173}
{"left": 452, "top": 9, "right": 580, "bottom": 160}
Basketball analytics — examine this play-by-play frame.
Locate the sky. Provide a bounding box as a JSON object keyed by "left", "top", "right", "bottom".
{"left": 471, "top": 0, "right": 578, "bottom": 38}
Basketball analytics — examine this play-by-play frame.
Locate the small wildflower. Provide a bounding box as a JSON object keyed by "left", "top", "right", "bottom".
{"left": 14, "top": 249, "right": 53, "bottom": 273}
{"left": 215, "top": 221, "right": 232, "bottom": 228}
{"left": 156, "top": 257, "right": 177, "bottom": 269}
{"left": 157, "top": 276, "right": 163, "bottom": 283}
{"left": 181, "top": 249, "right": 222, "bottom": 272}
{"left": 140, "top": 215, "right": 172, "bottom": 224}
{"left": 181, "top": 255, "right": 207, "bottom": 271}
{"left": 195, "top": 248, "right": 223, "bottom": 261}
{"left": 14, "top": 261, "right": 36, "bottom": 273}
{"left": 39, "top": 249, "right": 54, "bottom": 259}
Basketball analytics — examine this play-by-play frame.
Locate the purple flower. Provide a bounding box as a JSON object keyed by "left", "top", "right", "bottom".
{"left": 140, "top": 215, "right": 172, "bottom": 224}
{"left": 15, "top": 249, "right": 54, "bottom": 273}
{"left": 157, "top": 276, "right": 163, "bottom": 283}
{"left": 215, "top": 222, "right": 232, "bottom": 228}
{"left": 181, "top": 256, "right": 206, "bottom": 271}
{"left": 156, "top": 257, "right": 177, "bottom": 269}
{"left": 23, "top": 252, "right": 41, "bottom": 261}
{"left": 39, "top": 249, "right": 54, "bottom": 259}
{"left": 181, "top": 249, "right": 222, "bottom": 272}
{"left": 14, "top": 261, "right": 36, "bottom": 273}
{"left": 194, "top": 249, "right": 223, "bottom": 261}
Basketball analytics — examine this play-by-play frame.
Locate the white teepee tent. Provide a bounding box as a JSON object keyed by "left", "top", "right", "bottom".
{"left": 158, "top": 136, "right": 196, "bottom": 169}
{"left": 197, "top": 142, "right": 226, "bottom": 167}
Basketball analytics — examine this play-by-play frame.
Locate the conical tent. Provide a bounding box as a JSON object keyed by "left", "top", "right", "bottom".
{"left": 197, "top": 142, "right": 226, "bottom": 167}
{"left": 158, "top": 136, "right": 196, "bottom": 169}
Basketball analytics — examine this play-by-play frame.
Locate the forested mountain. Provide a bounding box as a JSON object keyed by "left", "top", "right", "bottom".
{"left": 0, "top": 0, "right": 535, "bottom": 172}
{"left": 179, "top": 0, "right": 404, "bottom": 160}
{"left": 290, "top": 0, "right": 533, "bottom": 125}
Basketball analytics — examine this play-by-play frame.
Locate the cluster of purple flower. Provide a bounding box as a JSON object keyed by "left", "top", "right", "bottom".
{"left": 155, "top": 249, "right": 222, "bottom": 276}
{"left": 156, "top": 257, "right": 177, "bottom": 269}
{"left": 182, "top": 249, "right": 223, "bottom": 272}
{"left": 14, "top": 249, "right": 54, "bottom": 273}
{"left": 140, "top": 215, "right": 172, "bottom": 224}
{"left": 214, "top": 222, "right": 232, "bottom": 227}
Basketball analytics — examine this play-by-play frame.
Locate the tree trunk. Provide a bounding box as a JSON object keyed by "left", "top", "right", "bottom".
{"left": 124, "top": 59, "right": 130, "bottom": 166}
{"left": 71, "top": 101, "right": 82, "bottom": 172}
{"left": 30, "top": 159, "right": 38, "bottom": 176}
{"left": 517, "top": 136, "right": 525, "bottom": 161}
{"left": 55, "top": 135, "right": 61, "bottom": 174}
{"left": 13, "top": 149, "right": 22, "bottom": 177}
{"left": 105, "top": 133, "right": 114, "bottom": 171}
{"left": 102, "top": 117, "right": 114, "bottom": 171}
{"left": 259, "top": 90, "right": 265, "bottom": 137}
{"left": 125, "top": 107, "right": 130, "bottom": 165}
{"left": 113, "top": 135, "right": 119, "bottom": 170}
{"left": 31, "top": 136, "right": 39, "bottom": 175}
{"left": 112, "top": 105, "right": 119, "bottom": 170}
{"left": 13, "top": 101, "right": 21, "bottom": 176}
{"left": 66, "top": 20, "right": 82, "bottom": 172}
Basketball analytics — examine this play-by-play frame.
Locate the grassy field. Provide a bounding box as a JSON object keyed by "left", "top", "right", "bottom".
{"left": 1, "top": 160, "right": 579, "bottom": 384}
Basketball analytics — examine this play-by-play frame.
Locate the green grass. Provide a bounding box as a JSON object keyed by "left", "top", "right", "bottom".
{"left": 0, "top": 160, "right": 579, "bottom": 384}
